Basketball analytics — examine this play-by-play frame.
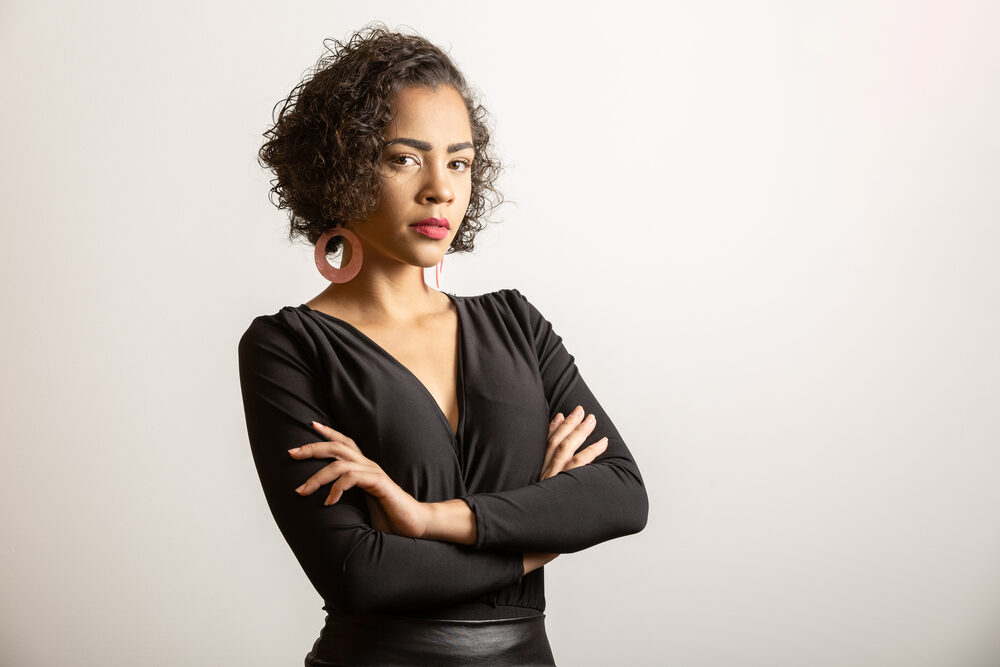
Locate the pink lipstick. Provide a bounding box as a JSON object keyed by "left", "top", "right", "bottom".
{"left": 410, "top": 217, "right": 450, "bottom": 240}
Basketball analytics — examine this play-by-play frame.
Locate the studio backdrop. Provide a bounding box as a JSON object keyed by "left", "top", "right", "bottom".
{"left": 1, "top": 1, "right": 998, "bottom": 666}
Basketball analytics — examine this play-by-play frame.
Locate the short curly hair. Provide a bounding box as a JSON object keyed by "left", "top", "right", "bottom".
{"left": 258, "top": 22, "right": 503, "bottom": 256}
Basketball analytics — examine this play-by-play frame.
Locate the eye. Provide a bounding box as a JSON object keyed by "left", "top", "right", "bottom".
{"left": 451, "top": 159, "right": 472, "bottom": 173}
{"left": 387, "top": 153, "right": 418, "bottom": 167}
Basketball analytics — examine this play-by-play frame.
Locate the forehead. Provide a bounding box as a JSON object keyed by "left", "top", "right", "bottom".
{"left": 384, "top": 85, "right": 472, "bottom": 141}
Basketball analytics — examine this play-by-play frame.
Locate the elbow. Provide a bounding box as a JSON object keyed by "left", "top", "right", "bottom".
{"left": 328, "top": 570, "right": 386, "bottom": 615}
{"left": 609, "top": 462, "right": 649, "bottom": 537}
{"left": 624, "top": 481, "right": 649, "bottom": 535}
{"left": 322, "top": 536, "right": 428, "bottom": 616}
{"left": 318, "top": 541, "right": 392, "bottom": 615}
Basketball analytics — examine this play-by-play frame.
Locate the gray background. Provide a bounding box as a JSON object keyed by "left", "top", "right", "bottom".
{"left": 2, "top": 1, "right": 999, "bottom": 665}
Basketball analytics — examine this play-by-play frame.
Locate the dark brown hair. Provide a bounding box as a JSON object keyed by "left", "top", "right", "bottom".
{"left": 258, "top": 22, "right": 503, "bottom": 256}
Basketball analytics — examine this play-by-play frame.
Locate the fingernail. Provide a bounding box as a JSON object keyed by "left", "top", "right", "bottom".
{"left": 311, "top": 421, "right": 324, "bottom": 428}
{"left": 288, "top": 447, "right": 300, "bottom": 454}
{"left": 598, "top": 437, "right": 608, "bottom": 448}
{"left": 295, "top": 484, "right": 306, "bottom": 494}
{"left": 571, "top": 406, "right": 583, "bottom": 418}
{"left": 585, "top": 414, "right": 596, "bottom": 425}
{"left": 551, "top": 414, "right": 563, "bottom": 424}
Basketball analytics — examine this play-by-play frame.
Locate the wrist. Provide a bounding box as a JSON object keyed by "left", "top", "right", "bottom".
{"left": 423, "top": 499, "right": 477, "bottom": 545}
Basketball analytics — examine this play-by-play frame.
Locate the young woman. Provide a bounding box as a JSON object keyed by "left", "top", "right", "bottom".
{"left": 238, "top": 23, "right": 648, "bottom": 665}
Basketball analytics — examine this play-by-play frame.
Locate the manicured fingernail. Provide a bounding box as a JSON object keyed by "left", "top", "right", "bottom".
{"left": 295, "top": 484, "right": 306, "bottom": 494}
{"left": 585, "top": 414, "right": 596, "bottom": 425}
{"left": 311, "top": 421, "right": 323, "bottom": 428}
{"left": 551, "top": 414, "right": 563, "bottom": 424}
{"left": 288, "top": 447, "right": 300, "bottom": 454}
{"left": 598, "top": 437, "right": 608, "bottom": 448}
{"left": 572, "top": 406, "right": 583, "bottom": 418}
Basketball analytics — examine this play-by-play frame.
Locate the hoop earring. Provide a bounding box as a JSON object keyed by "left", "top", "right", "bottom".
{"left": 315, "top": 227, "right": 363, "bottom": 283}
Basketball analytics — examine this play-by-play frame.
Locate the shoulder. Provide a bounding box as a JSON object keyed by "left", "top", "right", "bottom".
{"left": 237, "top": 305, "right": 320, "bottom": 362}
{"left": 454, "top": 287, "right": 539, "bottom": 317}
{"left": 239, "top": 305, "right": 296, "bottom": 344}
{"left": 454, "top": 288, "right": 553, "bottom": 344}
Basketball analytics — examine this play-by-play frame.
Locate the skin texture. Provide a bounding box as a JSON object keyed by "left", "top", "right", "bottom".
{"left": 352, "top": 85, "right": 474, "bottom": 272}
{"left": 293, "top": 85, "right": 608, "bottom": 576}
{"left": 306, "top": 85, "right": 475, "bottom": 327}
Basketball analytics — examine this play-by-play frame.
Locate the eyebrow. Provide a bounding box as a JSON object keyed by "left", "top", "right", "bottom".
{"left": 384, "top": 137, "right": 474, "bottom": 153}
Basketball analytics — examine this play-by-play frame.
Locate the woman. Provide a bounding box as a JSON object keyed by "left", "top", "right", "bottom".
{"left": 238, "top": 23, "right": 648, "bottom": 666}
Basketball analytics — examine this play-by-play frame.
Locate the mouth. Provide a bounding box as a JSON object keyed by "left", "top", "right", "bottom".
{"left": 410, "top": 217, "right": 450, "bottom": 230}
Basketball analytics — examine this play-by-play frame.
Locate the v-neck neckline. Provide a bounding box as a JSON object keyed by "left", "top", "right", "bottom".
{"left": 297, "top": 292, "right": 466, "bottom": 442}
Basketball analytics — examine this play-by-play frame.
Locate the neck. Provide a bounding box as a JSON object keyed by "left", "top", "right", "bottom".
{"left": 312, "top": 239, "right": 446, "bottom": 326}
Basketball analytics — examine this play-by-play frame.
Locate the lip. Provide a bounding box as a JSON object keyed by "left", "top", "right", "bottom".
{"left": 410, "top": 217, "right": 450, "bottom": 230}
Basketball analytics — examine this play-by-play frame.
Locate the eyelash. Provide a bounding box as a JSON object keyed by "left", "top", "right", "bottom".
{"left": 388, "top": 154, "right": 472, "bottom": 172}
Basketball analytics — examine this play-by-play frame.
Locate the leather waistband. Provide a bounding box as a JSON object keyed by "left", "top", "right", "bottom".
{"left": 305, "top": 611, "right": 556, "bottom": 666}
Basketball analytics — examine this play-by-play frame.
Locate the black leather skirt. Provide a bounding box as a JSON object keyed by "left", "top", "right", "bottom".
{"left": 304, "top": 611, "right": 556, "bottom": 666}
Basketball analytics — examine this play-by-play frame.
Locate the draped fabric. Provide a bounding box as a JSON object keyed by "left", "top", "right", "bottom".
{"left": 238, "top": 288, "right": 648, "bottom": 619}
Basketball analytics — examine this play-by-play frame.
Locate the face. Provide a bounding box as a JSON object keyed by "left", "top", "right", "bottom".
{"left": 350, "top": 84, "right": 474, "bottom": 269}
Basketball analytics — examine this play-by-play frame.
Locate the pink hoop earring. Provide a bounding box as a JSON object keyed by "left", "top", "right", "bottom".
{"left": 435, "top": 255, "right": 444, "bottom": 289}
{"left": 315, "top": 227, "right": 363, "bottom": 283}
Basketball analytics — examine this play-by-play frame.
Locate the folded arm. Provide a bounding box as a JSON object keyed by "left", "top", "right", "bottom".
{"left": 459, "top": 289, "right": 649, "bottom": 554}
{"left": 237, "top": 316, "right": 524, "bottom": 614}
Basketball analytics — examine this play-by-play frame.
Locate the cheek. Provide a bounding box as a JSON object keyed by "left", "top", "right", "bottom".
{"left": 459, "top": 177, "right": 473, "bottom": 205}
{"left": 373, "top": 179, "right": 408, "bottom": 212}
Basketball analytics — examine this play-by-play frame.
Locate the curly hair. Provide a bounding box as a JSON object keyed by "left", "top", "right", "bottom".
{"left": 258, "top": 22, "right": 503, "bottom": 257}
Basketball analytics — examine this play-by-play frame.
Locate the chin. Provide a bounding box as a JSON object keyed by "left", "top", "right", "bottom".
{"left": 403, "top": 249, "right": 446, "bottom": 269}
{"left": 418, "top": 255, "right": 446, "bottom": 269}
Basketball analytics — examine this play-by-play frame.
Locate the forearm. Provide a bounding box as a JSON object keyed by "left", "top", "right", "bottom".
{"left": 463, "top": 450, "right": 648, "bottom": 553}
{"left": 331, "top": 524, "right": 523, "bottom": 614}
{"left": 422, "top": 451, "right": 646, "bottom": 555}
{"left": 475, "top": 288, "right": 649, "bottom": 554}
{"left": 239, "top": 319, "right": 526, "bottom": 615}
{"left": 423, "top": 498, "right": 477, "bottom": 545}
{"left": 421, "top": 497, "right": 557, "bottom": 575}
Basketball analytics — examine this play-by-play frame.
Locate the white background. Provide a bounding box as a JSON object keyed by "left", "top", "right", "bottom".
{"left": 2, "top": 1, "right": 999, "bottom": 665}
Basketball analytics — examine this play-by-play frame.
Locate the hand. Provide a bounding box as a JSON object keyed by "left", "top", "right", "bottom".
{"left": 527, "top": 406, "right": 609, "bottom": 572}
{"left": 289, "top": 421, "right": 429, "bottom": 538}
{"left": 539, "top": 405, "right": 608, "bottom": 481}
{"left": 364, "top": 495, "right": 393, "bottom": 534}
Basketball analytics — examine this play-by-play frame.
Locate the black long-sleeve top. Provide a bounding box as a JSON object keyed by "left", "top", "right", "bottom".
{"left": 237, "top": 288, "right": 648, "bottom": 620}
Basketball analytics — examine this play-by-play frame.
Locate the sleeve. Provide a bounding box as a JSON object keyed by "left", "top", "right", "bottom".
{"left": 237, "top": 315, "right": 524, "bottom": 615}
{"left": 461, "top": 289, "right": 649, "bottom": 553}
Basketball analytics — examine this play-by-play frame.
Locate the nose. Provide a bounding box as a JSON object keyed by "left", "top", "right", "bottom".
{"left": 417, "top": 161, "right": 455, "bottom": 206}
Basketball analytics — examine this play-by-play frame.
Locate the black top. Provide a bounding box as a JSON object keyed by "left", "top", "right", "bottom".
{"left": 237, "top": 288, "right": 648, "bottom": 620}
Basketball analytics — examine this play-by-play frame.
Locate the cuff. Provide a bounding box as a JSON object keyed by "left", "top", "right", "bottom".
{"left": 461, "top": 495, "right": 489, "bottom": 549}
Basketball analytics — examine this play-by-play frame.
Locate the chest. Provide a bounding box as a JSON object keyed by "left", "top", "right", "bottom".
{"left": 358, "top": 312, "right": 461, "bottom": 437}
{"left": 310, "top": 299, "right": 551, "bottom": 499}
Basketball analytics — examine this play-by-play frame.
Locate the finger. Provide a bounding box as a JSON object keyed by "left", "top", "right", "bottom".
{"left": 288, "top": 441, "right": 335, "bottom": 459}
{"left": 294, "top": 460, "right": 352, "bottom": 496}
{"left": 324, "top": 468, "right": 381, "bottom": 506}
{"left": 545, "top": 415, "right": 597, "bottom": 478}
{"left": 541, "top": 414, "right": 564, "bottom": 470}
{"left": 288, "top": 440, "right": 361, "bottom": 461}
{"left": 548, "top": 413, "right": 564, "bottom": 435}
{"left": 542, "top": 408, "right": 595, "bottom": 473}
{"left": 542, "top": 408, "right": 585, "bottom": 474}
{"left": 547, "top": 406, "right": 593, "bottom": 451}
{"left": 562, "top": 437, "right": 609, "bottom": 472}
{"left": 312, "top": 421, "right": 366, "bottom": 454}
